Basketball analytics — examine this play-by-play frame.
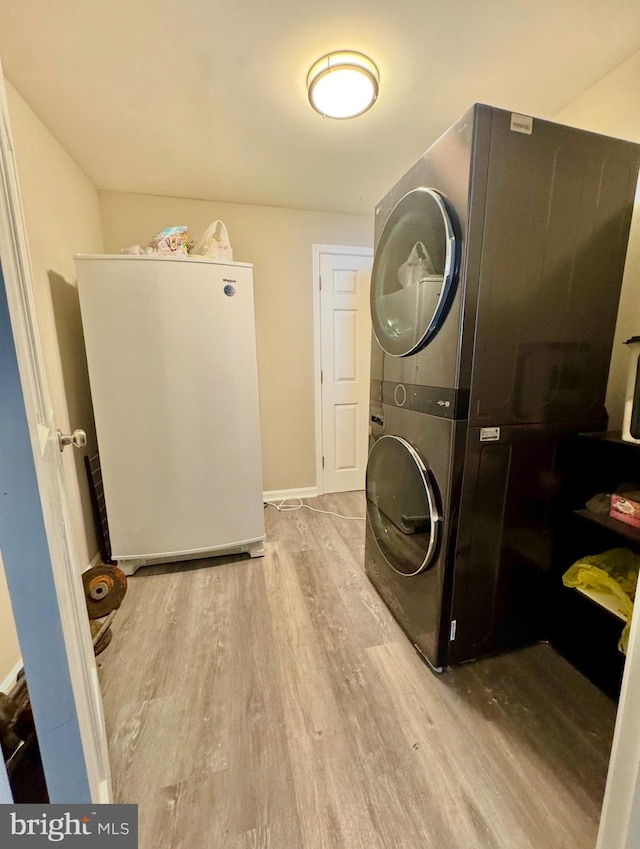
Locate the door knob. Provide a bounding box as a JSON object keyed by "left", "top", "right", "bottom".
{"left": 57, "top": 428, "right": 87, "bottom": 452}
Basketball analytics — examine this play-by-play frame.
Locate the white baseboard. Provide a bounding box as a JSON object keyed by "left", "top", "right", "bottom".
{"left": 263, "top": 486, "right": 319, "bottom": 503}
{"left": 83, "top": 551, "right": 102, "bottom": 573}
{"left": 0, "top": 658, "right": 23, "bottom": 696}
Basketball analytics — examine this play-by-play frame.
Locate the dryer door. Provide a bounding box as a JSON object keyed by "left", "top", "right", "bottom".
{"left": 366, "top": 434, "right": 440, "bottom": 576}
{"left": 371, "top": 188, "right": 457, "bottom": 357}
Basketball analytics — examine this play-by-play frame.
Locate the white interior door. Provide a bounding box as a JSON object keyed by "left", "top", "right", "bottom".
{"left": 0, "top": 65, "right": 111, "bottom": 802}
{"left": 317, "top": 247, "right": 372, "bottom": 494}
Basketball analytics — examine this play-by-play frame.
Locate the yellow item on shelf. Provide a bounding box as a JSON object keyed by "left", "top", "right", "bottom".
{"left": 562, "top": 547, "right": 640, "bottom": 654}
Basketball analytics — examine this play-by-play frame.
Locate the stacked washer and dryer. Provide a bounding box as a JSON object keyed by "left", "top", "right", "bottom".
{"left": 365, "top": 104, "right": 640, "bottom": 671}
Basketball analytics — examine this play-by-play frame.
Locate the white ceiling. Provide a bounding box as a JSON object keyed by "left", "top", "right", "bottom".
{"left": 2, "top": 0, "right": 640, "bottom": 215}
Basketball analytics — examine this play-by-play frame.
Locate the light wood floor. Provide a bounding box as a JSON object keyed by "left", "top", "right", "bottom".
{"left": 98, "top": 492, "right": 617, "bottom": 849}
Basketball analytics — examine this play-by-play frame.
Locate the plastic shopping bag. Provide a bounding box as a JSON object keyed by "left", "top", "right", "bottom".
{"left": 191, "top": 220, "right": 233, "bottom": 261}
{"left": 562, "top": 547, "right": 640, "bottom": 654}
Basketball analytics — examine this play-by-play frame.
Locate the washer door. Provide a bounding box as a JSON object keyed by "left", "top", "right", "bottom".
{"left": 366, "top": 434, "right": 441, "bottom": 576}
{"left": 371, "top": 188, "right": 457, "bottom": 357}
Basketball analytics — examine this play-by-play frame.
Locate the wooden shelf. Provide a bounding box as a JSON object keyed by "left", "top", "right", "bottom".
{"left": 569, "top": 509, "right": 636, "bottom": 621}
{"left": 573, "top": 508, "right": 640, "bottom": 544}
{"left": 574, "top": 586, "right": 628, "bottom": 622}
{"left": 550, "top": 430, "right": 638, "bottom": 698}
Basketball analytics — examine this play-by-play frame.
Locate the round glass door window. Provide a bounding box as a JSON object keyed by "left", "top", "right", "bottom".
{"left": 371, "top": 188, "right": 457, "bottom": 357}
{"left": 366, "top": 434, "right": 440, "bottom": 576}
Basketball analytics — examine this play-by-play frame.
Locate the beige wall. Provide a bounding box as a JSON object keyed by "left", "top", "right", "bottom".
{"left": 99, "top": 192, "right": 373, "bottom": 491}
{"left": 554, "top": 50, "right": 640, "bottom": 430}
{"left": 5, "top": 81, "right": 104, "bottom": 567}
{"left": 0, "top": 551, "right": 20, "bottom": 689}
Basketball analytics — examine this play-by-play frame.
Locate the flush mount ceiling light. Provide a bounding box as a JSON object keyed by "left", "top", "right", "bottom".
{"left": 307, "top": 51, "right": 379, "bottom": 119}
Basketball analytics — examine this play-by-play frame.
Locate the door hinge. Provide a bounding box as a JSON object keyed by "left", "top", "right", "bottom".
{"left": 450, "top": 619, "right": 457, "bottom": 641}
{"left": 319, "top": 276, "right": 322, "bottom": 290}
{"left": 322, "top": 456, "right": 325, "bottom": 468}
{"left": 320, "top": 370, "right": 323, "bottom": 384}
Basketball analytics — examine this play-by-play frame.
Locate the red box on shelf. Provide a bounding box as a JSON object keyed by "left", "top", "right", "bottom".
{"left": 609, "top": 493, "right": 640, "bottom": 529}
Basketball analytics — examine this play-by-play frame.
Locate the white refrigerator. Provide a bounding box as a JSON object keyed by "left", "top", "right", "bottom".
{"left": 76, "top": 254, "right": 266, "bottom": 575}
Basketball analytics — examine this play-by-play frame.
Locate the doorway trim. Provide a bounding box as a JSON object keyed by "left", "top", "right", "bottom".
{"left": 0, "top": 62, "right": 111, "bottom": 802}
{"left": 312, "top": 244, "right": 373, "bottom": 496}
